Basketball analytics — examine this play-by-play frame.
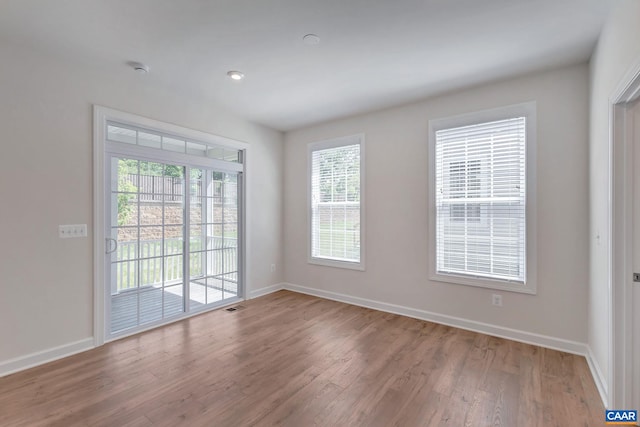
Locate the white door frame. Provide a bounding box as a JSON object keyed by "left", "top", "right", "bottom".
{"left": 93, "top": 106, "right": 249, "bottom": 346}
{"left": 610, "top": 58, "right": 640, "bottom": 409}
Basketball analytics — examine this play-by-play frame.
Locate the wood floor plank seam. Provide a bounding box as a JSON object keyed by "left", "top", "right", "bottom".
{"left": 0, "top": 290, "right": 605, "bottom": 427}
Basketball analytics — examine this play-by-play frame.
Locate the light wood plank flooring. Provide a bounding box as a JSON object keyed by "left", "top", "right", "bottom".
{"left": 0, "top": 290, "right": 604, "bottom": 426}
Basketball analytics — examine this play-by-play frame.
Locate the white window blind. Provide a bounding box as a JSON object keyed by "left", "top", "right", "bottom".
{"left": 435, "top": 117, "right": 526, "bottom": 283}
{"left": 310, "top": 142, "right": 361, "bottom": 265}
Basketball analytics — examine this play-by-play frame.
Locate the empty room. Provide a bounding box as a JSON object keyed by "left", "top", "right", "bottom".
{"left": 1, "top": 0, "right": 640, "bottom": 425}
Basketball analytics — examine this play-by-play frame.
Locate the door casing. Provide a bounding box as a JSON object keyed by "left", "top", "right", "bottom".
{"left": 610, "top": 58, "right": 640, "bottom": 411}
{"left": 93, "top": 106, "right": 248, "bottom": 346}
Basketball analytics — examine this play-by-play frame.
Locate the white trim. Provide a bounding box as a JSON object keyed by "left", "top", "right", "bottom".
{"left": 609, "top": 55, "right": 640, "bottom": 410}
{"left": 0, "top": 338, "right": 94, "bottom": 378}
{"left": 248, "top": 283, "right": 285, "bottom": 299}
{"left": 587, "top": 345, "right": 610, "bottom": 409}
{"left": 233, "top": 281, "right": 592, "bottom": 357}
{"left": 93, "top": 106, "right": 106, "bottom": 346}
{"left": 241, "top": 151, "right": 249, "bottom": 300}
{"left": 105, "top": 141, "right": 244, "bottom": 173}
{"left": 307, "top": 134, "right": 366, "bottom": 271}
{"left": 98, "top": 106, "right": 250, "bottom": 150}
{"left": 246, "top": 282, "right": 608, "bottom": 407}
{"left": 308, "top": 257, "right": 365, "bottom": 271}
{"left": 428, "top": 102, "right": 537, "bottom": 295}
{"left": 282, "top": 283, "right": 585, "bottom": 355}
{"left": 93, "top": 105, "right": 249, "bottom": 345}
{"left": 0, "top": 283, "right": 606, "bottom": 411}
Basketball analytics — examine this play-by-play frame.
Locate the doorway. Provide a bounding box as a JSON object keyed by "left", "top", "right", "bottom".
{"left": 108, "top": 158, "right": 188, "bottom": 333}
{"left": 94, "top": 107, "right": 246, "bottom": 343}
{"left": 631, "top": 98, "right": 640, "bottom": 416}
{"left": 611, "top": 68, "right": 640, "bottom": 415}
{"left": 107, "top": 158, "right": 242, "bottom": 337}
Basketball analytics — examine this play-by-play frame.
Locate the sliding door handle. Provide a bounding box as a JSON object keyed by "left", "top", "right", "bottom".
{"left": 105, "top": 238, "right": 118, "bottom": 254}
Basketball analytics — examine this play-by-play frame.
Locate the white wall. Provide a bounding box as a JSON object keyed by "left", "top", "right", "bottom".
{"left": 0, "top": 42, "right": 284, "bottom": 364}
{"left": 588, "top": 0, "right": 640, "bottom": 397}
{"left": 284, "top": 63, "right": 589, "bottom": 343}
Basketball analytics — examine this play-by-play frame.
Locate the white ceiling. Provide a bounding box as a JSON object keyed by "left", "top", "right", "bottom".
{"left": 0, "top": 0, "right": 614, "bottom": 131}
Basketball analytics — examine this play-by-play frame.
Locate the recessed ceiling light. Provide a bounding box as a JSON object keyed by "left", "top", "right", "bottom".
{"left": 227, "top": 70, "right": 245, "bottom": 81}
{"left": 303, "top": 34, "right": 320, "bottom": 45}
{"left": 130, "top": 61, "right": 149, "bottom": 74}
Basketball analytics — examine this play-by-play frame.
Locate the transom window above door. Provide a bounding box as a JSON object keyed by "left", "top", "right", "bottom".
{"left": 106, "top": 122, "right": 243, "bottom": 163}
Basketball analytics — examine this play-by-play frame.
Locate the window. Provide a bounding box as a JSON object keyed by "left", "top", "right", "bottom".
{"left": 450, "top": 159, "right": 481, "bottom": 222}
{"left": 106, "top": 122, "right": 242, "bottom": 162}
{"left": 429, "top": 103, "right": 536, "bottom": 294}
{"left": 308, "top": 135, "right": 365, "bottom": 270}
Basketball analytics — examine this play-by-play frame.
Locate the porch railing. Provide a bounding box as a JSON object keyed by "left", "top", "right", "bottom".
{"left": 114, "top": 237, "right": 237, "bottom": 293}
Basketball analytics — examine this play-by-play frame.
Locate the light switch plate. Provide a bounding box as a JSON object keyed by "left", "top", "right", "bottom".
{"left": 59, "top": 224, "right": 88, "bottom": 238}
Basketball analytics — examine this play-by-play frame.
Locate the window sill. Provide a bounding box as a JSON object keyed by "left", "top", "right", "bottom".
{"left": 430, "top": 272, "right": 536, "bottom": 295}
{"left": 308, "top": 257, "right": 365, "bottom": 271}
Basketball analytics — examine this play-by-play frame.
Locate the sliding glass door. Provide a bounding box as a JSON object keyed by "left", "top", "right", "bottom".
{"left": 106, "top": 155, "right": 242, "bottom": 337}
{"left": 96, "top": 111, "right": 246, "bottom": 342}
{"left": 108, "top": 158, "right": 187, "bottom": 333}
{"left": 189, "top": 170, "right": 240, "bottom": 307}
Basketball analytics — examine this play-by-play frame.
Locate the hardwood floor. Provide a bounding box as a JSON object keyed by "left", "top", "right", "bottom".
{"left": 0, "top": 290, "right": 604, "bottom": 426}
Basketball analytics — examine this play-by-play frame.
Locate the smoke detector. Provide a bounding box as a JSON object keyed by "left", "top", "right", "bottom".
{"left": 303, "top": 34, "right": 320, "bottom": 45}
{"left": 129, "top": 62, "right": 150, "bottom": 74}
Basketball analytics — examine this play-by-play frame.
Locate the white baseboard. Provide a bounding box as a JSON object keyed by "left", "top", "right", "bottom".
{"left": 248, "top": 283, "right": 285, "bottom": 299}
{"left": 0, "top": 338, "right": 95, "bottom": 378}
{"left": 0, "top": 284, "right": 287, "bottom": 378}
{"left": 282, "top": 283, "right": 588, "bottom": 356}
{"left": 278, "top": 283, "right": 609, "bottom": 408}
{"left": 585, "top": 346, "right": 609, "bottom": 408}
{"left": 0, "top": 284, "right": 609, "bottom": 410}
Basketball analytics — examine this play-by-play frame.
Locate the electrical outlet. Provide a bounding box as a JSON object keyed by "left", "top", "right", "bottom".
{"left": 271, "top": 264, "right": 276, "bottom": 273}
{"left": 59, "top": 224, "right": 88, "bottom": 238}
{"left": 492, "top": 294, "right": 503, "bottom": 307}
